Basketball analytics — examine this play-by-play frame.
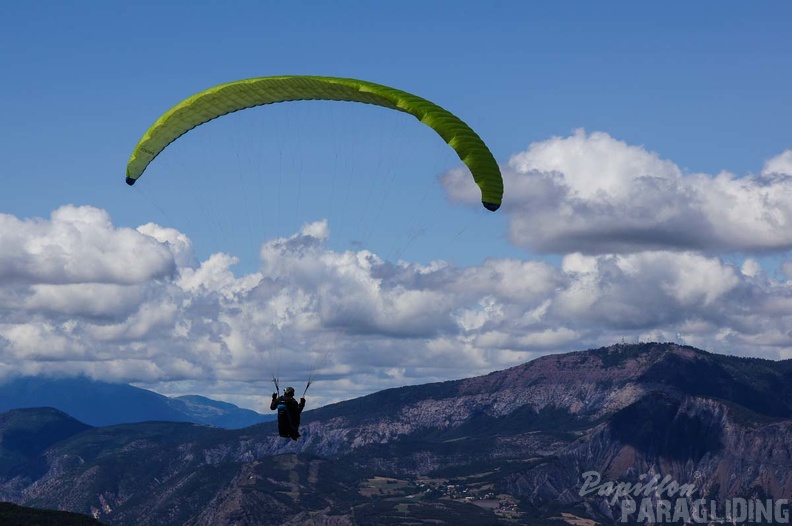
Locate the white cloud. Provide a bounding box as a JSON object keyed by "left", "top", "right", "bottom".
{"left": 137, "top": 223, "right": 195, "bottom": 269}
{"left": 508, "top": 130, "right": 682, "bottom": 201}
{"left": 178, "top": 253, "right": 262, "bottom": 300}
{"left": 0, "top": 206, "right": 175, "bottom": 284}
{"left": 442, "top": 130, "right": 792, "bottom": 254}
{"left": 6, "top": 206, "right": 791, "bottom": 411}
{"left": 763, "top": 150, "right": 792, "bottom": 176}
{"left": 22, "top": 283, "right": 145, "bottom": 319}
{"left": 5, "top": 138, "right": 792, "bottom": 411}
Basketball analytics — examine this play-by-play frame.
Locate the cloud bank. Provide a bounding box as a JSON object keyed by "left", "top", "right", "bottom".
{"left": 2, "top": 217, "right": 792, "bottom": 409}
{"left": 442, "top": 130, "right": 792, "bottom": 254}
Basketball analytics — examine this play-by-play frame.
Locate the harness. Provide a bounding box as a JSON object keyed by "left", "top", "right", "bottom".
{"left": 277, "top": 401, "right": 294, "bottom": 427}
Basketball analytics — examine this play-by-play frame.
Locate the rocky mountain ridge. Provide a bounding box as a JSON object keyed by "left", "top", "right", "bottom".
{"left": 1, "top": 342, "right": 790, "bottom": 525}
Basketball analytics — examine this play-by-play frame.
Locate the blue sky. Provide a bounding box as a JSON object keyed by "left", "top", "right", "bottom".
{"left": 1, "top": 2, "right": 792, "bottom": 411}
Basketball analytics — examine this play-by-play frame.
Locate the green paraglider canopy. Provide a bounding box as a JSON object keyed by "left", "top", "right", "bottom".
{"left": 126, "top": 75, "right": 503, "bottom": 211}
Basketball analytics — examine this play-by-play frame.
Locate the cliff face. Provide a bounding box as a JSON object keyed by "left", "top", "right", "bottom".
{"left": 503, "top": 395, "right": 792, "bottom": 510}
{"left": 2, "top": 343, "right": 791, "bottom": 525}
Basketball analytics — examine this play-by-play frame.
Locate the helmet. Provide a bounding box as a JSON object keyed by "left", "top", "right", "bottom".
{"left": 284, "top": 386, "right": 295, "bottom": 396}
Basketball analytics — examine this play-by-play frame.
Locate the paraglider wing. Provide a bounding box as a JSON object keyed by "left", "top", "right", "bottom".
{"left": 125, "top": 75, "right": 503, "bottom": 211}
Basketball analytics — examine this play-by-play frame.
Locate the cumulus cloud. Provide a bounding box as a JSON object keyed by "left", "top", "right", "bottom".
{"left": 442, "top": 130, "right": 792, "bottom": 254}
{"left": 763, "top": 150, "right": 792, "bottom": 176}
{"left": 4, "top": 191, "right": 792, "bottom": 410}
{"left": 10, "top": 138, "right": 792, "bottom": 410}
{"left": 0, "top": 206, "right": 176, "bottom": 284}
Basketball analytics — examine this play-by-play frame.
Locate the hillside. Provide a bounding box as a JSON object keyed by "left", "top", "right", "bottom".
{"left": 0, "top": 502, "right": 104, "bottom": 525}
{"left": 0, "top": 342, "right": 790, "bottom": 525}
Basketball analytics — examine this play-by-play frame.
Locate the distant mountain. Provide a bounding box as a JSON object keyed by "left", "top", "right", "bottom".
{"left": 173, "top": 394, "right": 275, "bottom": 429}
{"left": 0, "top": 376, "right": 274, "bottom": 429}
{"left": 0, "top": 343, "right": 790, "bottom": 525}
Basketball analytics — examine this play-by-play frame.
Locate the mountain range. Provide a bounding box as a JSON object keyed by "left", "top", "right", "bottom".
{"left": 0, "top": 376, "right": 274, "bottom": 429}
{"left": 1, "top": 342, "right": 790, "bottom": 525}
